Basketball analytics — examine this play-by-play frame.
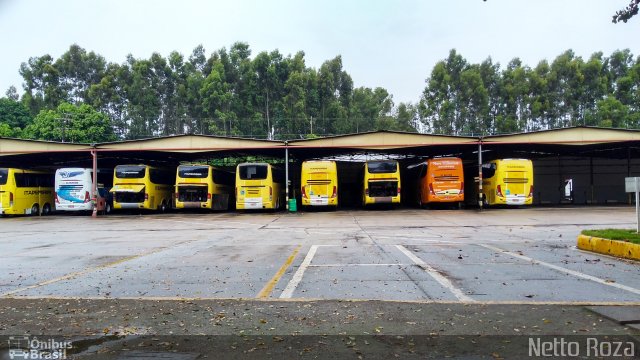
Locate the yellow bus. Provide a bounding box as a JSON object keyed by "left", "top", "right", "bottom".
{"left": 481, "top": 159, "right": 534, "bottom": 206}
{"left": 111, "top": 165, "right": 174, "bottom": 211}
{"left": 175, "top": 165, "right": 234, "bottom": 210}
{"left": 0, "top": 168, "right": 54, "bottom": 216}
{"left": 301, "top": 160, "right": 338, "bottom": 208}
{"left": 235, "top": 163, "right": 284, "bottom": 210}
{"left": 362, "top": 160, "right": 401, "bottom": 206}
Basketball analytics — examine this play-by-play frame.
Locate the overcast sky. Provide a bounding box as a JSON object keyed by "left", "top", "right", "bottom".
{"left": 0, "top": 0, "right": 638, "bottom": 104}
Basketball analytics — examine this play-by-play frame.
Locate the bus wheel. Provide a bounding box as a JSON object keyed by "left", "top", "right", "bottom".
{"left": 42, "top": 204, "right": 51, "bottom": 216}
{"left": 31, "top": 204, "right": 39, "bottom": 216}
{"left": 159, "top": 201, "right": 167, "bottom": 213}
{"left": 104, "top": 203, "right": 112, "bottom": 215}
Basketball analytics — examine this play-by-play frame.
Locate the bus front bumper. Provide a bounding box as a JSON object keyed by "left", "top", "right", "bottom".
{"left": 496, "top": 196, "right": 532, "bottom": 205}
{"left": 56, "top": 203, "right": 92, "bottom": 211}
{"left": 366, "top": 196, "right": 401, "bottom": 205}
{"left": 302, "top": 196, "right": 337, "bottom": 206}
{"left": 237, "top": 198, "right": 264, "bottom": 210}
{"left": 115, "top": 203, "right": 144, "bottom": 209}
{"left": 176, "top": 202, "right": 210, "bottom": 209}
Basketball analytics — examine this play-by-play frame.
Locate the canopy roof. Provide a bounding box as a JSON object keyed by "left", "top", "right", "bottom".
{"left": 288, "top": 130, "right": 477, "bottom": 149}
{"left": 483, "top": 126, "right": 640, "bottom": 145}
{"left": 1, "top": 127, "right": 640, "bottom": 167}
{"left": 97, "top": 134, "right": 282, "bottom": 152}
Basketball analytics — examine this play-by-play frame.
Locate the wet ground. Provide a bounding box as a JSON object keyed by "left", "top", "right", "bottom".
{"left": 0, "top": 207, "right": 638, "bottom": 358}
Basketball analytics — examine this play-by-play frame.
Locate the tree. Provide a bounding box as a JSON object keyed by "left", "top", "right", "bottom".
{"left": 0, "top": 98, "right": 33, "bottom": 129}
{"left": 5, "top": 86, "right": 19, "bottom": 101}
{"left": 23, "top": 102, "right": 116, "bottom": 143}
{"left": 0, "top": 122, "right": 14, "bottom": 137}
{"left": 585, "top": 96, "right": 630, "bottom": 127}
{"left": 613, "top": 0, "right": 640, "bottom": 23}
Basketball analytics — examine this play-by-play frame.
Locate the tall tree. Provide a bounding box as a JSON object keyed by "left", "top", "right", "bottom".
{"left": 23, "top": 102, "right": 116, "bottom": 143}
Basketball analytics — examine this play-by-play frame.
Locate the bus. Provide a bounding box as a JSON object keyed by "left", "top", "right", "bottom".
{"left": 111, "top": 165, "right": 174, "bottom": 211}
{"left": 0, "top": 168, "right": 54, "bottom": 216}
{"left": 175, "top": 165, "right": 234, "bottom": 210}
{"left": 362, "top": 160, "right": 401, "bottom": 206}
{"left": 235, "top": 163, "right": 284, "bottom": 210}
{"left": 481, "top": 159, "right": 534, "bottom": 206}
{"left": 417, "top": 157, "right": 464, "bottom": 207}
{"left": 300, "top": 160, "right": 338, "bottom": 208}
{"left": 54, "top": 168, "right": 112, "bottom": 214}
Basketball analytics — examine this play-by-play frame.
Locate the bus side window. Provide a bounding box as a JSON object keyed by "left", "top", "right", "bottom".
{"left": 482, "top": 163, "right": 496, "bottom": 179}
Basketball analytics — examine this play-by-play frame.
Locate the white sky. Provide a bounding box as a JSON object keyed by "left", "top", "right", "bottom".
{"left": 0, "top": 0, "right": 638, "bottom": 104}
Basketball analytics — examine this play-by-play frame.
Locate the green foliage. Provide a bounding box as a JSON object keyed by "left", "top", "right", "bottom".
{"left": 23, "top": 102, "right": 116, "bottom": 143}
{"left": 0, "top": 122, "right": 17, "bottom": 137}
{"left": 0, "top": 98, "right": 33, "bottom": 129}
{"left": 11, "top": 44, "right": 640, "bottom": 140}
{"left": 420, "top": 48, "right": 640, "bottom": 135}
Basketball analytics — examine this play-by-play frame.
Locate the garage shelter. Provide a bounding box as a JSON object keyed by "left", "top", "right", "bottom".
{"left": 1, "top": 126, "right": 639, "bottom": 207}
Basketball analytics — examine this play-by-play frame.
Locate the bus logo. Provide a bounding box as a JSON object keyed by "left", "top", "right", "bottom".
{"left": 59, "top": 171, "right": 84, "bottom": 179}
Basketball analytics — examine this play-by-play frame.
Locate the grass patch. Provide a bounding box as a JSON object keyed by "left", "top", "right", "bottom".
{"left": 581, "top": 229, "right": 640, "bottom": 244}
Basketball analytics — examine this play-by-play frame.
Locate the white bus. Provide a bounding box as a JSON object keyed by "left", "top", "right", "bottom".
{"left": 55, "top": 168, "right": 111, "bottom": 214}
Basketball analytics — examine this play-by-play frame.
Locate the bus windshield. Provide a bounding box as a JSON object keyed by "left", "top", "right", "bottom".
{"left": 179, "top": 166, "right": 209, "bottom": 178}
{"left": 0, "top": 168, "right": 7, "bottom": 185}
{"left": 115, "top": 166, "right": 146, "bottom": 179}
{"left": 239, "top": 164, "right": 268, "bottom": 180}
{"left": 367, "top": 161, "right": 397, "bottom": 174}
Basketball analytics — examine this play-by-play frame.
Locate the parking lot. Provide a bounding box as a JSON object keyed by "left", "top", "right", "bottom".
{"left": 1, "top": 206, "right": 638, "bottom": 303}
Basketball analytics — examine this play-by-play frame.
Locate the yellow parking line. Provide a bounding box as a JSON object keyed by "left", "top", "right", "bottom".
{"left": 257, "top": 245, "right": 301, "bottom": 299}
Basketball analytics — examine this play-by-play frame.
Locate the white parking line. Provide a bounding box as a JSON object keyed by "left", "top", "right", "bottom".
{"left": 479, "top": 243, "right": 640, "bottom": 296}
{"left": 395, "top": 245, "right": 475, "bottom": 302}
{"left": 279, "top": 245, "right": 320, "bottom": 298}
{"left": 309, "top": 263, "right": 410, "bottom": 267}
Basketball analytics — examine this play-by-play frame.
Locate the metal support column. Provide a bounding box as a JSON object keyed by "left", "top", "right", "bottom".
{"left": 478, "top": 141, "right": 483, "bottom": 211}
{"left": 91, "top": 147, "right": 98, "bottom": 218}
{"left": 285, "top": 141, "right": 289, "bottom": 210}
{"left": 628, "top": 148, "right": 632, "bottom": 205}
{"left": 590, "top": 156, "right": 594, "bottom": 204}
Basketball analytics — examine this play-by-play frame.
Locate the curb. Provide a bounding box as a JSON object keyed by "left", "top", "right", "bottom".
{"left": 577, "top": 234, "right": 640, "bottom": 261}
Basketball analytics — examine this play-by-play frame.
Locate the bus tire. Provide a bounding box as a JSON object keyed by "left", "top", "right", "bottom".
{"left": 42, "top": 203, "right": 51, "bottom": 216}
{"left": 31, "top": 204, "right": 39, "bottom": 216}
{"left": 104, "top": 203, "right": 112, "bottom": 215}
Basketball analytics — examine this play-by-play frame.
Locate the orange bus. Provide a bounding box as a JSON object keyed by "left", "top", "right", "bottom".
{"left": 417, "top": 157, "right": 464, "bottom": 207}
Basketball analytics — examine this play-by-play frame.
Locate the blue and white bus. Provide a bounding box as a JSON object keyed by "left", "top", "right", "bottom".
{"left": 55, "top": 168, "right": 111, "bottom": 214}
